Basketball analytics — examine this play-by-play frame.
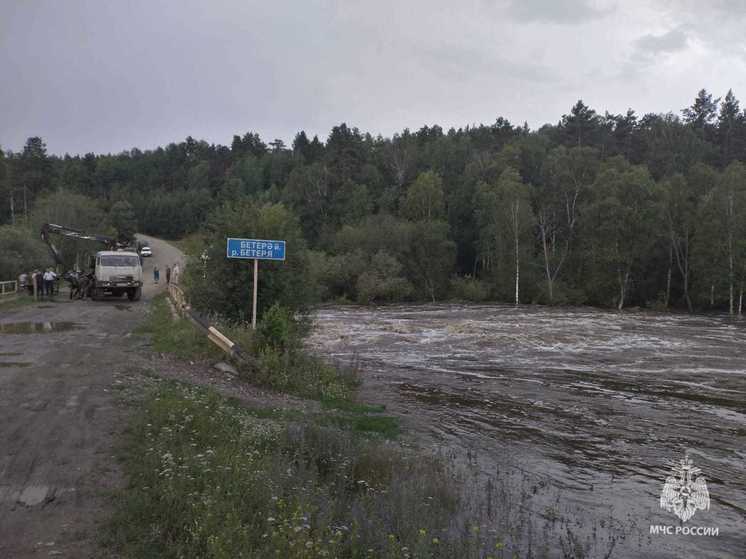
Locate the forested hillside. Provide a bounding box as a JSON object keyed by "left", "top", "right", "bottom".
{"left": 3, "top": 88, "right": 746, "bottom": 312}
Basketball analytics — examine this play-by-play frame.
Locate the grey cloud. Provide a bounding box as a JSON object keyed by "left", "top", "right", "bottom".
{"left": 666, "top": 0, "right": 746, "bottom": 19}
{"left": 414, "top": 43, "right": 560, "bottom": 84}
{"left": 620, "top": 25, "right": 692, "bottom": 79}
{"left": 645, "top": 2, "right": 745, "bottom": 60}
{"left": 506, "top": 0, "right": 613, "bottom": 24}
{"left": 633, "top": 28, "right": 688, "bottom": 55}
{"left": 3, "top": 0, "right": 745, "bottom": 155}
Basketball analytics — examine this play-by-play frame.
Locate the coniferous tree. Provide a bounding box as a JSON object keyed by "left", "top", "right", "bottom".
{"left": 717, "top": 90, "right": 744, "bottom": 166}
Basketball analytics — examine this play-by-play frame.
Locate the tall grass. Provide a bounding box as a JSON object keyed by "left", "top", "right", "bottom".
{"left": 107, "top": 382, "right": 504, "bottom": 559}
{"left": 135, "top": 295, "right": 220, "bottom": 361}
{"left": 139, "top": 295, "right": 357, "bottom": 400}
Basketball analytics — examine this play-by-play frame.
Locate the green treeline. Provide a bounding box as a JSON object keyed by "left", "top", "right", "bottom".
{"left": 3, "top": 88, "right": 746, "bottom": 312}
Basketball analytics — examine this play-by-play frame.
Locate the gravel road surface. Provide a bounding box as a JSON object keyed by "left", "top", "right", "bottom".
{"left": 0, "top": 235, "right": 182, "bottom": 558}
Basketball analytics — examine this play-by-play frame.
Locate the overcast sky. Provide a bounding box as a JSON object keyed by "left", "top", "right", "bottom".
{"left": 2, "top": 0, "right": 746, "bottom": 155}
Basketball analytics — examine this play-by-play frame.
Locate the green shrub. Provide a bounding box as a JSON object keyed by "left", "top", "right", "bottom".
{"left": 254, "top": 303, "right": 298, "bottom": 352}
{"left": 250, "top": 346, "right": 357, "bottom": 401}
{"left": 226, "top": 302, "right": 357, "bottom": 400}
{"left": 534, "top": 280, "right": 587, "bottom": 306}
{"left": 449, "top": 276, "right": 491, "bottom": 302}
{"left": 355, "top": 250, "right": 413, "bottom": 304}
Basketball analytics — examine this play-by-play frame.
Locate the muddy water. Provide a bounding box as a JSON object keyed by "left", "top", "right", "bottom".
{"left": 308, "top": 304, "right": 746, "bottom": 559}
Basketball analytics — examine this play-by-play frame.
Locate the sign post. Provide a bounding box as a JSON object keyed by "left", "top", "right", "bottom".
{"left": 226, "top": 238, "right": 286, "bottom": 329}
{"left": 252, "top": 258, "right": 258, "bottom": 329}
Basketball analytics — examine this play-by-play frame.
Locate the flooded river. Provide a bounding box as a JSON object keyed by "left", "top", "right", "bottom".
{"left": 308, "top": 304, "right": 746, "bottom": 559}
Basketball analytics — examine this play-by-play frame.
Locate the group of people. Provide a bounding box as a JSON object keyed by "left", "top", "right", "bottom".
{"left": 153, "top": 263, "right": 180, "bottom": 285}
{"left": 18, "top": 261, "right": 183, "bottom": 299}
{"left": 66, "top": 269, "right": 95, "bottom": 299}
{"left": 18, "top": 268, "right": 59, "bottom": 297}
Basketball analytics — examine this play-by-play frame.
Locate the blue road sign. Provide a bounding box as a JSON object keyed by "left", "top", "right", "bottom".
{"left": 226, "top": 238, "right": 286, "bottom": 261}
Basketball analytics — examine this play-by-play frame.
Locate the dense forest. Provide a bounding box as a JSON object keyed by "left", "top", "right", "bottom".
{"left": 3, "top": 88, "right": 746, "bottom": 315}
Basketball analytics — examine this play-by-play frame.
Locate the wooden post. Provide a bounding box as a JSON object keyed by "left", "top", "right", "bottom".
{"left": 252, "top": 258, "right": 258, "bottom": 330}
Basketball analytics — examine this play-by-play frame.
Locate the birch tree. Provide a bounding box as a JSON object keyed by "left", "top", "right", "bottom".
{"left": 716, "top": 162, "right": 746, "bottom": 314}
{"left": 661, "top": 174, "right": 699, "bottom": 312}
{"left": 534, "top": 146, "right": 599, "bottom": 302}
{"left": 401, "top": 171, "right": 445, "bottom": 222}
{"left": 690, "top": 164, "right": 724, "bottom": 309}
{"left": 475, "top": 168, "right": 533, "bottom": 304}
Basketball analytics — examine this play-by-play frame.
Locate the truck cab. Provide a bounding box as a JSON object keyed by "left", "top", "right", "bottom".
{"left": 93, "top": 250, "right": 143, "bottom": 301}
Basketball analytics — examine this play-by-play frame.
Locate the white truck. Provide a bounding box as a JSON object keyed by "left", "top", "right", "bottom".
{"left": 92, "top": 250, "right": 143, "bottom": 301}
{"left": 41, "top": 223, "right": 144, "bottom": 302}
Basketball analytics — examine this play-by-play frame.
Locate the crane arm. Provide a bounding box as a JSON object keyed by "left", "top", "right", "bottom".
{"left": 40, "top": 223, "right": 118, "bottom": 266}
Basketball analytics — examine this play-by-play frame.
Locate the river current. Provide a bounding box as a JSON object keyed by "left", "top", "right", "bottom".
{"left": 307, "top": 304, "right": 746, "bottom": 559}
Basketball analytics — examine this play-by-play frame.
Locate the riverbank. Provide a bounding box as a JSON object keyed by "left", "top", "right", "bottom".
{"left": 106, "top": 296, "right": 508, "bottom": 558}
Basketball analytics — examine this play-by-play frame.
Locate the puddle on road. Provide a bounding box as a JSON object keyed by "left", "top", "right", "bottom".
{"left": 0, "top": 362, "right": 32, "bottom": 368}
{"left": 0, "top": 322, "right": 83, "bottom": 334}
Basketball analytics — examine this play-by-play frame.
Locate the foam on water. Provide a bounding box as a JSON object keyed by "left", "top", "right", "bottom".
{"left": 308, "top": 303, "right": 746, "bottom": 558}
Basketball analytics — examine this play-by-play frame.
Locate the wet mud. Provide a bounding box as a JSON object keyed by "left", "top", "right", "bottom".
{"left": 308, "top": 304, "right": 746, "bottom": 558}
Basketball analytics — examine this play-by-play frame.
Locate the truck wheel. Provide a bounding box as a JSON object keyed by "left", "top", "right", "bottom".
{"left": 127, "top": 287, "right": 142, "bottom": 302}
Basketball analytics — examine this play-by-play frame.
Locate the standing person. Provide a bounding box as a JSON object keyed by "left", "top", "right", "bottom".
{"left": 42, "top": 268, "right": 54, "bottom": 297}
{"left": 65, "top": 271, "right": 79, "bottom": 300}
{"left": 50, "top": 268, "right": 59, "bottom": 296}
{"left": 31, "top": 270, "right": 41, "bottom": 298}
{"left": 77, "top": 271, "right": 87, "bottom": 299}
{"left": 165, "top": 265, "right": 171, "bottom": 285}
{"left": 18, "top": 272, "right": 28, "bottom": 295}
{"left": 172, "top": 263, "right": 180, "bottom": 285}
{"left": 153, "top": 265, "right": 160, "bottom": 284}
{"left": 80, "top": 268, "right": 95, "bottom": 299}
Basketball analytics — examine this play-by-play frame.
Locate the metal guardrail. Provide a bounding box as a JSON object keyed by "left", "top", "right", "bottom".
{"left": 166, "top": 283, "right": 255, "bottom": 368}
{"left": 0, "top": 280, "right": 18, "bottom": 298}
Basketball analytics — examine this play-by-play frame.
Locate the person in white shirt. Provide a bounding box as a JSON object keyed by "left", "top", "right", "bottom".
{"left": 42, "top": 269, "right": 53, "bottom": 296}
{"left": 42, "top": 269, "right": 57, "bottom": 297}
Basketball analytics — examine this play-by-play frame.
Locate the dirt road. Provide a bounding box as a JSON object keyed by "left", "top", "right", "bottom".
{"left": 0, "top": 236, "right": 183, "bottom": 558}
{"left": 136, "top": 234, "right": 184, "bottom": 298}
